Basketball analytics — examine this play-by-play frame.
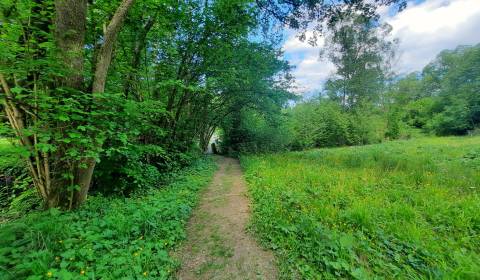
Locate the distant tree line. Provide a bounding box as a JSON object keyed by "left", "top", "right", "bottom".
{"left": 226, "top": 13, "right": 480, "bottom": 153}
{"left": 391, "top": 44, "right": 480, "bottom": 136}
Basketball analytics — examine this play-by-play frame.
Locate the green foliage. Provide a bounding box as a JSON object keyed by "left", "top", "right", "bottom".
{"left": 221, "top": 108, "right": 292, "bottom": 155}
{"left": 288, "top": 101, "right": 349, "bottom": 149}
{"left": 90, "top": 99, "right": 202, "bottom": 195}
{"left": 241, "top": 137, "right": 480, "bottom": 279}
{"left": 278, "top": 12, "right": 397, "bottom": 153}
{"left": 1, "top": 0, "right": 295, "bottom": 207}
{"left": 94, "top": 144, "right": 201, "bottom": 196}
{"left": 385, "top": 109, "right": 401, "bottom": 139}
{"left": 286, "top": 43, "right": 480, "bottom": 152}
{"left": 287, "top": 101, "right": 387, "bottom": 150}
{"left": 0, "top": 157, "right": 216, "bottom": 279}
{"left": 216, "top": 39, "right": 295, "bottom": 155}
{"left": 323, "top": 13, "right": 396, "bottom": 110}
{"left": 0, "top": 139, "right": 39, "bottom": 216}
{"left": 394, "top": 44, "right": 480, "bottom": 136}
{"left": 402, "top": 97, "right": 435, "bottom": 129}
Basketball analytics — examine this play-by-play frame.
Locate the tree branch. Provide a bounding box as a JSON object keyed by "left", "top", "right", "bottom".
{"left": 92, "top": 0, "right": 136, "bottom": 93}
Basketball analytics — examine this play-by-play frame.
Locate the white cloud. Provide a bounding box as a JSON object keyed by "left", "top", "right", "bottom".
{"left": 386, "top": 0, "right": 480, "bottom": 74}
{"left": 282, "top": 31, "right": 334, "bottom": 95}
{"left": 282, "top": 0, "right": 480, "bottom": 95}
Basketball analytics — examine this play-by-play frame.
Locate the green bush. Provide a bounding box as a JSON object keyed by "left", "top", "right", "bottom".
{"left": 385, "top": 110, "right": 401, "bottom": 139}
{"left": 288, "top": 101, "right": 387, "bottom": 150}
{"left": 0, "top": 139, "right": 39, "bottom": 215}
{"left": 0, "top": 157, "right": 216, "bottom": 279}
{"left": 403, "top": 98, "right": 435, "bottom": 129}
{"left": 221, "top": 108, "right": 291, "bottom": 155}
{"left": 428, "top": 99, "right": 473, "bottom": 136}
{"left": 94, "top": 142, "right": 202, "bottom": 196}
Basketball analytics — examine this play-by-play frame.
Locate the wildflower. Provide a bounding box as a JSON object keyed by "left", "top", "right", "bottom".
{"left": 80, "top": 270, "right": 85, "bottom": 275}
{"left": 143, "top": 272, "right": 148, "bottom": 276}
{"left": 46, "top": 271, "right": 53, "bottom": 277}
{"left": 133, "top": 252, "right": 139, "bottom": 257}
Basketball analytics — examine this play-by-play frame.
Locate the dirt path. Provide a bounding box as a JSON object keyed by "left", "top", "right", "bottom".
{"left": 173, "top": 156, "right": 278, "bottom": 280}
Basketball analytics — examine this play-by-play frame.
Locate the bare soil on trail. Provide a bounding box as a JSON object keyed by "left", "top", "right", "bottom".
{"left": 173, "top": 156, "right": 278, "bottom": 280}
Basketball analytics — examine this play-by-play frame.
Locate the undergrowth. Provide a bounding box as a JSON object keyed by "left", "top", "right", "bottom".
{"left": 0, "top": 156, "right": 216, "bottom": 279}
{"left": 241, "top": 136, "right": 480, "bottom": 279}
{"left": 0, "top": 138, "right": 39, "bottom": 218}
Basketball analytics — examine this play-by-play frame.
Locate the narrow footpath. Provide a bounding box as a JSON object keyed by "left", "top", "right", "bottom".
{"left": 174, "top": 156, "right": 278, "bottom": 280}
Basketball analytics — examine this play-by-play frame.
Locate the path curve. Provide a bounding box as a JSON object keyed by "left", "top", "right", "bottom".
{"left": 173, "top": 156, "right": 278, "bottom": 280}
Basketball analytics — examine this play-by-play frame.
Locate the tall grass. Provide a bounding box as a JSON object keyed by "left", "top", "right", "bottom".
{"left": 242, "top": 136, "right": 480, "bottom": 279}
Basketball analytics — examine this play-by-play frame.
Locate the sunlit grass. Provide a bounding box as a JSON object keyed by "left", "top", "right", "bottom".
{"left": 242, "top": 136, "right": 480, "bottom": 279}
{"left": 0, "top": 138, "right": 22, "bottom": 170}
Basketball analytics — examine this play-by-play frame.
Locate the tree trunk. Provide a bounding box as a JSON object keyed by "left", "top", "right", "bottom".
{"left": 200, "top": 126, "right": 216, "bottom": 153}
{"left": 54, "top": 0, "right": 87, "bottom": 90}
{"left": 72, "top": 0, "right": 135, "bottom": 207}
{"left": 54, "top": 0, "right": 134, "bottom": 208}
{"left": 72, "top": 158, "right": 96, "bottom": 208}
{"left": 92, "top": 0, "right": 135, "bottom": 94}
{"left": 54, "top": 0, "right": 91, "bottom": 209}
{"left": 124, "top": 17, "right": 155, "bottom": 100}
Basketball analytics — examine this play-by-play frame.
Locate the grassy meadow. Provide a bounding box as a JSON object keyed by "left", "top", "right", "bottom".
{"left": 241, "top": 136, "right": 480, "bottom": 279}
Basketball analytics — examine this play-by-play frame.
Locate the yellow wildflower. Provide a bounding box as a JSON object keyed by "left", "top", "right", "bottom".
{"left": 46, "top": 271, "right": 53, "bottom": 277}
{"left": 80, "top": 270, "right": 85, "bottom": 275}
{"left": 143, "top": 272, "right": 148, "bottom": 276}
{"left": 133, "top": 252, "right": 139, "bottom": 257}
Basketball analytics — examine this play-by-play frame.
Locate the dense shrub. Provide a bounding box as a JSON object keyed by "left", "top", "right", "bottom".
{"left": 93, "top": 144, "right": 201, "bottom": 196}
{"left": 428, "top": 99, "right": 473, "bottom": 136}
{"left": 0, "top": 139, "right": 41, "bottom": 217}
{"left": 221, "top": 108, "right": 291, "bottom": 155}
{"left": 396, "top": 44, "right": 480, "bottom": 136}
{"left": 385, "top": 109, "right": 401, "bottom": 139}
{"left": 287, "top": 101, "right": 387, "bottom": 150}
{"left": 0, "top": 157, "right": 216, "bottom": 279}
{"left": 402, "top": 98, "right": 435, "bottom": 129}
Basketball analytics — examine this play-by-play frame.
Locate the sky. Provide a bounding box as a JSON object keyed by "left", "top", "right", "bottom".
{"left": 282, "top": 0, "right": 480, "bottom": 95}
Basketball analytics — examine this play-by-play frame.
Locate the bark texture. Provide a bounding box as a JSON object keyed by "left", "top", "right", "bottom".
{"left": 54, "top": 0, "right": 87, "bottom": 89}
